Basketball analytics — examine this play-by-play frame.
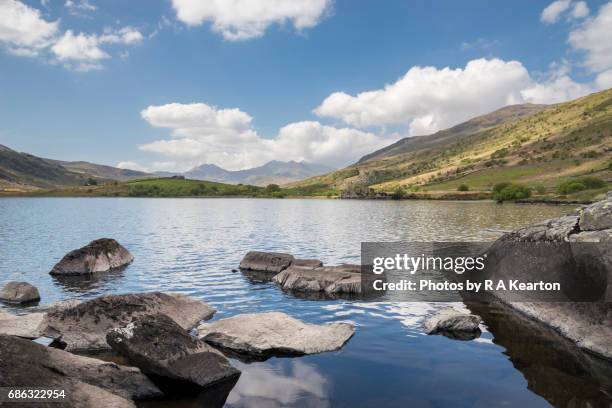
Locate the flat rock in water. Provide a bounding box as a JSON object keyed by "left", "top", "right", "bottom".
{"left": 44, "top": 292, "right": 216, "bottom": 351}
{"left": 0, "top": 281, "right": 41, "bottom": 304}
{"left": 0, "top": 334, "right": 142, "bottom": 407}
{"left": 579, "top": 196, "right": 612, "bottom": 231}
{"left": 50, "top": 238, "right": 134, "bottom": 276}
{"left": 0, "top": 310, "right": 46, "bottom": 338}
{"left": 424, "top": 308, "right": 482, "bottom": 340}
{"left": 198, "top": 311, "right": 355, "bottom": 358}
{"left": 107, "top": 314, "right": 240, "bottom": 390}
{"left": 239, "top": 251, "right": 295, "bottom": 273}
{"left": 272, "top": 265, "right": 363, "bottom": 294}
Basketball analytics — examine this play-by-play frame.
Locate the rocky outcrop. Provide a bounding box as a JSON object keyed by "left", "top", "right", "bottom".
{"left": 44, "top": 292, "right": 216, "bottom": 351}
{"left": 272, "top": 264, "right": 365, "bottom": 295}
{"left": 239, "top": 251, "right": 295, "bottom": 273}
{"left": 0, "top": 281, "right": 40, "bottom": 304}
{"left": 107, "top": 314, "right": 240, "bottom": 390}
{"left": 0, "top": 309, "right": 46, "bottom": 338}
{"left": 485, "top": 193, "right": 612, "bottom": 359}
{"left": 0, "top": 335, "right": 144, "bottom": 407}
{"left": 423, "top": 308, "right": 482, "bottom": 340}
{"left": 197, "top": 312, "right": 355, "bottom": 358}
{"left": 50, "top": 238, "right": 134, "bottom": 276}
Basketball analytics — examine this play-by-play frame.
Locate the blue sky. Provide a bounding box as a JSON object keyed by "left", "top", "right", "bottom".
{"left": 0, "top": 0, "right": 610, "bottom": 171}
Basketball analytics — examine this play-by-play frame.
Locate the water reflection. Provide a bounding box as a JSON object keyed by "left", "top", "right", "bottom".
{"left": 50, "top": 266, "right": 127, "bottom": 293}
{"left": 226, "top": 360, "right": 330, "bottom": 408}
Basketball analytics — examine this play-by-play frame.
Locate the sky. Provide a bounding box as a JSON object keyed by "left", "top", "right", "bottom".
{"left": 0, "top": 0, "right": 611, "bottom": 172}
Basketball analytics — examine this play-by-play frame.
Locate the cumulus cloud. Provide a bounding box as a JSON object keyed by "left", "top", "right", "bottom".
{"left": 569, "top": 2, "right": 612, "bottom": 73}
{"left": 65, "top": 0, "right": 96, "bottom": 16}
{"left": 570, "top": 1, "right": 590, "bottom": 19}
{"left": 170, "top": 0, "right": 331, "bottom": 40}
{"left": 136, "top": 102, "right": 396, "bottom": 171}
{"left": 0, "top": 0, "right": 59, "bottom": 56}
{"left": 541, "top": 0, "right": 572, "bottom": 23}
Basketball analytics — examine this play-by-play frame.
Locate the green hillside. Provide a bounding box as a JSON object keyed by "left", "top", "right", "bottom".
{"left": 292, "top": 88, "right": 612, "bottom": 201}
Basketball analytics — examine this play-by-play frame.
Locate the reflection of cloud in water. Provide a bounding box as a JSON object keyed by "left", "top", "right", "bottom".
{"left": 226, "top": 360, "right": 329, "bottom": 408}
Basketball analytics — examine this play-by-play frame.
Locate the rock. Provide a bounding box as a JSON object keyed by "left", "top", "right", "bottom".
{"left": 291, "top": 259, "right": 323, "bottom": 269}
{"left": 50, "top": 238, "right": 134, "bottom": 276}
{"left": 44, "top": 292, "right": 216, "bottom": 351}
{"left": 0, "top": 335, "right": 141, "bottom": 407}
{"left": 423, "top": 308, "right": 482, "bottom": 340}
{"left": 198, "top": 312, "right": 355, "bottom": 358}
{"left": 239, "top": 251, "right": 295, "bottom": 273}
{"left": 0, "top": 281, "right": 40, "bottom": 304}
{"left": 579, "top": 196, "right": 612, "bottom": 231}
{"left": 0, "top": 310, "right": 46, "bottom": 338}
{"left": 107, "top": 314, "right": 240, "bottom": 390}
{"left": 43, "top": 299, "right": 83, "bottom": 313}
{"left": 272, "top": 265, "right": 363, "bottom": 295}
{"left": 500, "top": 215, "right": 579, "bottom": 242}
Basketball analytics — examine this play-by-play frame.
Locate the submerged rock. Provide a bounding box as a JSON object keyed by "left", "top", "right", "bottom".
{"left": 0, "top": 310, "right": 46, "bottom": 338}
{"left": 272, "top": 264, "right": 364, "bottom": 295}
{"left": 0, "top": 281, "right": 40, "bottom": 304}
{"left": 239, "top": 251, "right": 295, "bottom": 273}
{"left": 107, "top": 314, "right": 240, "bottom": 390}
{"left": 197, "top": 311, "right": 355, "bottom": 358}
{"left": 0, "top": 335, "right": 142, "bottom": 407}
{"left": 423, "top": 308, "right": 482, "bottom": 340}
{"left": 485, "top": 193, "right": 612, "bottom": 359}
{"left": 50, "top": 238, "right": 134, "bottom": 276}
{"left": 44, "top": 292, "right": 216, "bottom": 351}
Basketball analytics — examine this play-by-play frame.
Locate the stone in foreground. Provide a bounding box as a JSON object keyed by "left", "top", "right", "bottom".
{"left": 198, "top": 311, "right": 355, "bottom": 358}
{"left": 44, "top": 292, "right": 216, "bottom": 351}
{"left": 0, "top": 310, "right": 46, "bottom": 338}
{"left": 0, "top": 334, "right": 141, "bottom": 407}
{"left": 107, "top": 314, "right": 240, "bottom": 390}
{"left": 273, "top": 264, "right": 364, "bottom": 295}
{"left": 50, "top": 238, "right": 134, "bottom": 276}
{"left": 424, "top": 308, "right": 482, "bottom": 340}
{"left": 0, "top": 281, "right": 40, "bottom": 304}
{"left": 239, "top": 251, "right": 295, "bottom": 273}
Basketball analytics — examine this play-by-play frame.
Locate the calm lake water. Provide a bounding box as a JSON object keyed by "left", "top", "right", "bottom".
{"left": 1, "top": 198, "right": 610, "bottom": 408}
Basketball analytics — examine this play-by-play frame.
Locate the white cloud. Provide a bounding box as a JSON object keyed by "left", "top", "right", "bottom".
{"left": 521, "top": 74, "right": 594, "bottom": 103}
{"left": 569, "top": 2, "right": 612, "bottom": 73}
{"left": 541, "top": 0, "right": 572, "bottom": 23}
{"left": 170, "top": 0, "right": 331, "bottom": 40}
{"left": 595, "top": 68, "right": 612, "bottom": 88}
{"left": 0, "top": 0, "right": 58, "bottom": 56}
{"left": 137, "top": 102, "right": 396, "bottom": 171}
{"left": 51, "top": 30, "right": 109, "bottom": 61}
{"left": 116, "top": 161, "right": 149, "bottom": 172}
{"left": 65, "top": 0, "right": 96, "bottom": 16}
{"left": 99, "top": 26, "right": 144, "bottom": 45}
{"left": 570, "top": 1, "right": 590, "bottom": 19}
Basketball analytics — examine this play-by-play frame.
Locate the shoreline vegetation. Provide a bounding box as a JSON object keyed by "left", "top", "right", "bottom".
{"left": 0, "top": 175, "right": 608, "bottom": 204}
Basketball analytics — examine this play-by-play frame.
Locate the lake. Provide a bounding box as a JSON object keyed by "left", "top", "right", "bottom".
{"left": 1, "top": 198, "right": 610, "bottom": 408}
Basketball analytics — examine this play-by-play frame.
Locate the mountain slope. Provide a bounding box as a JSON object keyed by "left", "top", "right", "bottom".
{"left": 185, "top": 160, "right": 332, "bottom": 186}
{"left": 291, "top": 89, "right": 612, "bottom": 198}
{"left": 46, "top": 159, "right": 151, "bottom": 181}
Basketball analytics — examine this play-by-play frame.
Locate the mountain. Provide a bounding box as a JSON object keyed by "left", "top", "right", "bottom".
{"left": 290, "top": 88, "right": 612, "bottom": 198}
{"left": 184, "top": 160, "right": 333, "bottom": 186}
{"left": 46, "top": 159, "right": 150, "bottom": 181}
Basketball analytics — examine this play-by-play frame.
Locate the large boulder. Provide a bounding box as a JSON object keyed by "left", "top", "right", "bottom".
{"left": 239, "top": 251, "right": 295, "bottom": 273}
{"left": 272, "top": 264, "right": 364, "bottom": 295}
{"left": 423, "top": 308, "right": 482, "bottom": 340}
{"left": 50, "top": 238, "right": 134, "bottom": 276}
{"left": 0, "top": 309, "right": 46, "bottom": 338}
{"left": 107, "top": 314, "right": 240, "bottom": 390}
{"left": 197, "top": 312, "right": 355, "bottom": 358}
{"left": 0, "top": 281, "right": 40, "bottom": 304}
{"left": 484, "top": 193, "right": 612, "bottom": 359}
{"left": 44, "top": 292, "right": 216, "bottom": 351}
{"left": 0, "top": 335, "right": 143, "bottom": 407}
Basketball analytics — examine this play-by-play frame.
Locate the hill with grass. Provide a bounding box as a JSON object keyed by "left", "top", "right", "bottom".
{"left": 291, "top": 88, "right": 612, "bottom": 202}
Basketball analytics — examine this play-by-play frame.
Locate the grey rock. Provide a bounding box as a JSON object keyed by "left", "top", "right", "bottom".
{"left": 107, "top": 314, "right": 240, "bottom": 389}
{"left": 198, "top": 312, "right": 354, "bottom": 357}
{"left": 0, "top": 310, "right": 46, "bottom": 338}
{"left": 291, "top": 258, "right": 323, "bottom": 269}
{"left": 272, "top": 265, "right": 363, "bottom": 294}
{"left": 0, "top": 281, "right": 40, "bottom": 304}
{"left": 579, "top": 196, "right": 612, "bottom": 231}
{"left": 424, "top": 308, "right": 482, "bottom": 340}
{"left": 500, "top": 215, "right": 579, "bottom": 242}
{"left": 239, "top": 251, "right": 295, "bottom": 273}
{"left": 44, "top": 292, "right": 216, "bottom": 351}
{"left": 0, "top": 335, "right": 139, "bottom": 407}
{"left": 50, "top": 238, "right": 134, "bottom": 276}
